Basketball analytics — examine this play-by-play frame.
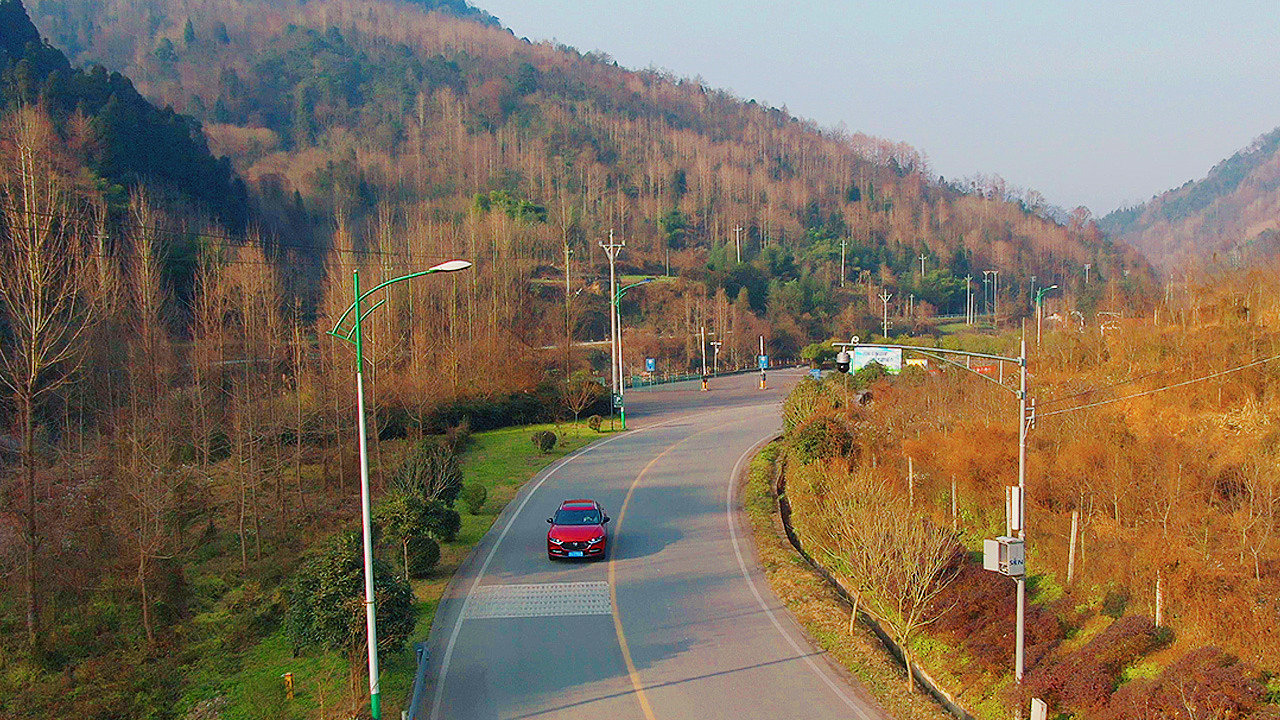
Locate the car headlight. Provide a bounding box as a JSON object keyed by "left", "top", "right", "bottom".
{"left": 588, "top": 536, "right": 604, "bottom": 545}
{"left": 548, "top": 537, "right": 564, "bottom": 545}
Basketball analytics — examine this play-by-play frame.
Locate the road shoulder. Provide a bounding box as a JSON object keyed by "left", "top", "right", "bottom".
{"left": 738, "top": 442, "right": 954, "bottom": 720}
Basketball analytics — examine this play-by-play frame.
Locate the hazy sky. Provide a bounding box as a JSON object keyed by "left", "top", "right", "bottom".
{"left": 477, "top": 1, "right": 1280, "bottom": 215}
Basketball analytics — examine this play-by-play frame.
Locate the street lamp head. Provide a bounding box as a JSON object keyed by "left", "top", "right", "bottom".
{"left": 428, "top": 259, "right": 473, "bottom": 273}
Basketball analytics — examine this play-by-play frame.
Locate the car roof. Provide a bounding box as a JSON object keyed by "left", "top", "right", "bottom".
{"left": 559, "top": 499, "right": 599, "bottom": 509}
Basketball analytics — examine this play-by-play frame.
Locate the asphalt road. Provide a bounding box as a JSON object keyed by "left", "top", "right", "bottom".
{"left": 421, "top": 368, "right": 892, "bottom": 720}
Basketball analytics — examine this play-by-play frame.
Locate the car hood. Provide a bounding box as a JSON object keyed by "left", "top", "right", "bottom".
{"left": 548, "top": 524, "right": 605, "bottom": 541}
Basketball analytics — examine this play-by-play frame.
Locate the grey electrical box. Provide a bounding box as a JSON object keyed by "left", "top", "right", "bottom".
{"left": 983, "top": 536, "right": 1025, "bottom": 577}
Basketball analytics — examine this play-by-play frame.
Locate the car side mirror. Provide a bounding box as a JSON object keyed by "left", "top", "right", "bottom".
{"left": 547, "top": 517, "right": 554, "bottom": 524}
{"left": 603, "top": 516, "right": 611, "bottom": 523}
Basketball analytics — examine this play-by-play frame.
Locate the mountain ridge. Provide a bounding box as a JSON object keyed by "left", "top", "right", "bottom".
{"left": 1101, "top": 125, "right": 1280, "bottom": 272}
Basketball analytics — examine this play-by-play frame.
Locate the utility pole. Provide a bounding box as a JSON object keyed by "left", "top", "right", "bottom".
{"left": 563, "top": 242, "right": 573, "bottom": 376}
{"left": 733, "top": 225, "right": 743, "bottom": 263}
{"left": 711, "top": 340, "right": 722, "bottom": 374}
{"left": 919, "top": 252, "right": 928, "bottom": 276}
{"left": 981, "top": 272, "right": 991, "bottom": 321}
{"left": 1084, "top": 263, "right": 1092, "bottom": 285}
{"left": 983, "top": 269, "right": 999, "bottom": 327}
{"left": 879, "top": 291, "right": 892, "bottom": 338}
{"left": 834, "top": 235, "right": 844, "bottom": 285}
{"left": 965, "top": 275, "right": 973, "bottom": 325}
{"left": 993, "top": 270, "right": 1000, "bottom": 328}
{"left": 600, "top": 230, "right": 624, "bottom": 410}
{"left": 1015, "top": 331, "right": 1028, "bottom": 684}
{"left": 849, "top": 331, "right": 1032, "bottom": 687}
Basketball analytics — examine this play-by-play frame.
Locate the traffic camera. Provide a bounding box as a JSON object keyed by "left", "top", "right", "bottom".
{"left": 835, "top": 350, "right": 850, "bottom": 373}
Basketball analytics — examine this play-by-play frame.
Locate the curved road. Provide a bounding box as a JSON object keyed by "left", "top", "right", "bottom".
{"left": 422, "top": 369, "right": 891, "bottom": 720}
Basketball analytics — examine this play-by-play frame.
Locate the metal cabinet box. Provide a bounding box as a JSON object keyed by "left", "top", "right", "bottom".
{"left": 983, "top": 536, "right": 1025, "bottom": 577}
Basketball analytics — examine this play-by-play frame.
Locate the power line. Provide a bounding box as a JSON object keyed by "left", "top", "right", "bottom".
{"left": 1037, "top": 367, "right": 1172, "bottom": 407}
{"left": 1038, "top": 352, "right": 1280, "bottom": 420}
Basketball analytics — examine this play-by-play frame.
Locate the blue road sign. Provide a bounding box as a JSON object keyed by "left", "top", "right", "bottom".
{"left": 758, "top": 354, "right": 769, "bottom": 370}
{"left": 645, "top": 358, "right": 656, "bottom": 372}
{"left": 809, "top": 368, "right": 821, "bottom": 380}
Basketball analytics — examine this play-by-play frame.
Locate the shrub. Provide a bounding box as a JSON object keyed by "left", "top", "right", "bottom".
{"left": 423, "top": 501, "right": 461, "bottom": 543}
{"left": 532, "top": 430, "right": 557, "bottom": 453}
{"left": 1100, "top": 647, "right": 1265, "bottom": 720}
{"left": 851, "top": 360, "right": 888, "bottom": 388}
{"left": 790, "top": 413, "right": 854, "bottom": 464}
{"left": 928, "top": 561, "right": 1065, "bottom": 674}
{"left": 374, "top": 489, "right": 433, "bottom": 580}
{"left": 460, "top": 483, "right": 488, "bottom": 515}
{"left": 800, "top": 340, "right": 837, "bottom": 366}
{"left": 394, "top": 439, "right": 463, "bottom": 506}
{"left": 782, "top": 377, "right": 830, "bottom": 433}
{"left": 443, "top": 418, "right": 472, "bottom": 453}
{"left": 1026, "top": 614, "right": 1169, "bottom": 713}
{"left": 587, "top": 415, "right": 604, "bottom": 432}
{"left": 1101, "top": 588, "right": 1129, "bottom": 619}
{"left": 406, "top": 535, "right": 440, "bottom": 578}
{"left": 285, "top": 532, "right": 415, "bottom": 653}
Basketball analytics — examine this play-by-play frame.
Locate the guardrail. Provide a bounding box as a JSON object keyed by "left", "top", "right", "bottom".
{"left": 624, "top": 361, "right": 795, "bottom": 390}
{"left": 403, "top": 642, "right": 430, "bottom": 720}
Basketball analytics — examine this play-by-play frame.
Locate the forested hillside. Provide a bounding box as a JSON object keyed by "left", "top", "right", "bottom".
{"left": 0, "top": 0, "right": 246, "bottom": 232}
{"left": 29, "top": 0, "right": 1151, "bottom": 361}
{"left": 1102, "top": 127, "right": 1280, "bottom": 272}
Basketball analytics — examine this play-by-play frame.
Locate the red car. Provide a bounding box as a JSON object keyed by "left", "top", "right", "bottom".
{"left": 546, "top": 499, "right": 610, "bottom": 560}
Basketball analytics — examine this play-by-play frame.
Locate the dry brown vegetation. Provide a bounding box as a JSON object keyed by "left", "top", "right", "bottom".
{"left": 779, "top": 263, "right": 1280, "bottom": 718}
{"left": 28, "top": 0, "right": 1142, "bottom": 364}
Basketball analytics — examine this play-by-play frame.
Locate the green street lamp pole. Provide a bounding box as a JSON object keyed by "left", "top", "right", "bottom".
{"left": 1035, "top": 284, "right": 1058, "bottom": 345}
{"left": 328, "top": 259, "right": 472, "bottom": 720}
{"left": 612, "top": 277, "right": 654, "bottom": 430}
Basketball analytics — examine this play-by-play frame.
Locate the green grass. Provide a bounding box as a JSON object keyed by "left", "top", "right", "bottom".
{"left": 618, "top": 274, "right": 675, "bottom": 285}
{"left": 212, "top": 420, "right": 607, "bottom": 720}
{"left": 1029, "top": 571, "right": 1066, "bottom": 605}
{"left": 1120, "top": 660, "right": 1162, "bottom": 683}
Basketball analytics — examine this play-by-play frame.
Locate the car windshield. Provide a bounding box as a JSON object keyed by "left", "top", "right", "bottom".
{"left": 553, "top": 508, "right": 602, "bottom": 525}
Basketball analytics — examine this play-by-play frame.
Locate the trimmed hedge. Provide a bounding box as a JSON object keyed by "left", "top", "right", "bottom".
{"left": 411, "top": 381, "right": 610, "bottom": 436}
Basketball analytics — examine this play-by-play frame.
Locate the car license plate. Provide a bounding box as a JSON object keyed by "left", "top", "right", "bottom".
{"left": 568, "top": 551, "right": 584, "bottom": 558}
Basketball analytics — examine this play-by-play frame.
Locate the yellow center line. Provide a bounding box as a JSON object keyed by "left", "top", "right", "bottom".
{"left": 608, "top": 424, "right": 722, "bottom": 720}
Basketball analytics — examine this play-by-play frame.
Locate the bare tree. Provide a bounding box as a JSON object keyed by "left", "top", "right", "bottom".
{"left": 191, "top": 245, "right": 228, "bottom": 468}
{"left": 561, "top": 370, "right": 601, "bottom": 423}
{"left": 114, "top": 408, "right": 180, "bottom": 646}
{"left": 824, "top": 475, "right": 960, "bottom": 692}
{"left": 0, "top": 108, "right": 96, "bottom": 648}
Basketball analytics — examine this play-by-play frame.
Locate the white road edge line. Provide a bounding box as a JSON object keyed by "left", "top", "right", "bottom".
{"left": 429, "top": 405, "right": 757, "bottom": 720}
{"left": 725, "top": 434, "right": 878, "bottom": 720}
